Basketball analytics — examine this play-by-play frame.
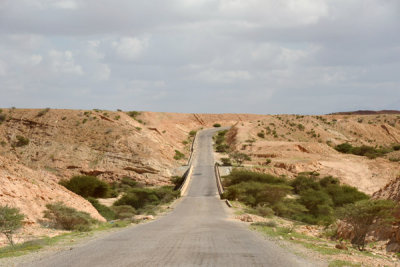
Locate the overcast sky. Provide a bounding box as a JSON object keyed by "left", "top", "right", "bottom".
{"left": 0, "top": 0, "right": 399, "bottom": 114}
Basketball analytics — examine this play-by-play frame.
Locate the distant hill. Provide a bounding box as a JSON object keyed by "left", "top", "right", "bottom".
{"left": 329, "top": 110, "right": 400, "bottom": 115}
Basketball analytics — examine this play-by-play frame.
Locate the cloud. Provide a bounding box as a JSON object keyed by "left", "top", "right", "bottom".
{"left": 112, "top": 37, "right": 149, "bottom": 61}
{"left": 0, "top": 60, "right": 6, "bottom": 76}
{"left": 48, "top": 50, "right": 83, "bottom": 75}
{"left": 0, "top": 0, "right": 399, "bottom": 113}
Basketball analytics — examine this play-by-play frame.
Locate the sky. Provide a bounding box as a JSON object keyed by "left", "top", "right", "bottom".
{"left": 0, "top": 0, "right": 399, "bottom": 114}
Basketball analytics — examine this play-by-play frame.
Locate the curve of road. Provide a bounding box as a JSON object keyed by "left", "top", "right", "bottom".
{"left": 26, "top": 128, "right": 315, "bottom": 267}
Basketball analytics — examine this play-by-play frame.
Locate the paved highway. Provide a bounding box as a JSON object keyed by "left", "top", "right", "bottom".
{"left": 27, "top": 128, "right": 315, "bottom": 267}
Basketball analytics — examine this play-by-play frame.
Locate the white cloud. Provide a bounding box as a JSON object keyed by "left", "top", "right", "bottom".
{"left": 196, "top": 69, "right": 252, "bottom": 83}
{"left": 48, "top": 50, "right": 83, "bottom": 75}
{"left": 0, "top": 60, "right": 6, "bottom": 76}
{"left": 94, "top": 64, "right": 111, "bottom": 81}
{"left": 112, "top": 37, "right": 149, "bottom": 60}
{"left": 30, "top": 54, "right": 43, "bottom": 65}
{"left": 52, "top": 1, "right": 78, "bottom": 9}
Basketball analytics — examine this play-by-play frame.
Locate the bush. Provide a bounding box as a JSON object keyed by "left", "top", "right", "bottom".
{"left": 173, "top": 150, "right": 185, "bottom": 160}
{"left": 223, "top": 169, "right": 286, "bottom": 187}
{"left": 171, "top": 175, "right": 185, "bottom": 190}
{"left": 0, "top": 114, "right": 6, "bottom": 124}
{"left": 110, "top": 205, "right": 136, "bottom": 219}
{"left": 14, "top": 135, "right": 29, "bottom": 147}
{"left": 43, "top": 203, "right": 97, "bottom": 231}
{"left": 335, "top": 143, "right": 353, "bottom": 154}
{"left": 37, "top": 108, "right": 50, "bottom": 117}
{"left": 220, "top": 157, "right": 232, "bottom": 166}
{"left": 114, "top": 186, "right": 179, "bottom": 212}
{"left": 291, "top": 176, "right": 321, "bottom": 194}
{"left": 87, "top": 198, "right": 116, "bottom": 221}
{"left": 213, "top": 123, "right": 221, "bottom": 127}
{"left": 257, "top": 132, "right": 265, "bottom": 138}
{"left": 335, "top": 143, "right": 392, "bottom": 159}
{"left": 0, "top": 205, "right": 24, "bottom": 246}
{"left": 393, "top": 144, "right": 400, "bottom": 151}
{"left": 60, "top": 176, "right": 110, "bottom": 198}
{"left": 127, "top": 111, "right": 141, "bottom": 118}
{"left": 189, "top": 130, "right": 197, "bottom": 137}
{"left": 223, "top": 181, "right": 291, "bottom": 207}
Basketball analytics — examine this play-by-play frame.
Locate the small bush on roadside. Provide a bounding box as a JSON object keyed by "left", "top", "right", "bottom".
{"left": 171, "top": 175, "right": 185, "bottom": 190}
{"left": 213, "top": 123, "right": 221, "bottom": 127}
{"left": 110, "top": 205, "right": 136, "bottom": 219}
{"left": 43, "top": 202, "right": 97, "bottom": 231}
{"left": 173, "top": 150, "right": 185, "bottom": 160}
{"left": 0, "top": 205, "right": 24, "bottom": 246}
{"left": 87, "top": 197, "right": 116, "bottom": 221}
{"left": 221, "top": 157, "right": 232, "bottom": 166}
{"left": 189, "top": 130, "right": 197, "bottom": 137}
{"left": 114, "top": 186, "right": 179, "bottom": 212}
{"left": 59, "top": 175, "right": 110, "bottom": 198}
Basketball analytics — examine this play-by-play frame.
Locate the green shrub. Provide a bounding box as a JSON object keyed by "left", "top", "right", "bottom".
{"left": 114, "top": 186, "right": 179, "bottom": 212}
{"left": 59, "top": 176, "right": 110, "bottom": 198}
{"left": 257, "top": 132, "right": 265, "bottom": 138}
{"left": 87, "top": 198, "right": 116, "bottom": 221}
{"left": 273, "top": 199, "right": 308, "bottom": 219}
{"left": 393, "top": 144, "right": 400, "bottom": 151}
{"left": 14, "top": 135, "right": 29, "bottom": 147}
{"left": 335, "top": 143, "right": 353, "bottom": 154}
{"left": 324, "top": 184, "right": 368, "bottom": 207}
{"left": 110, "top": 205, "right": 136, "bottom": 219}
{"left": 216, "top": 144, "right": 229, "bottom": 153}
{"left": 220, "top": 157, "right": 232, "bottom": 166}
{"left": 37, "top": 108, "right": 50, "bottom": 117}
{"left": 223, "top": 169, "right": 286, "bottom": 187}
{"left": 189, "top": 130, "right": 197, "bottom": 137}
{"left": 223, "top": 181, "right": 291, "bottom": 207}
{"left": 291, "top": 176, "right": 321, "bottom": 194}
{"left": 254, "top": 205, "right": 274, "bottom": 217}
{"left": 0, "top": 205, "right": 24, "bottom": 246}
{"left": 127, "top": 111, "right": 141, "bottom": 118}
{"left": 43, "top": 202, "right": 97, "bottom": 231}
{"left": 0, "top": 114, "right": 6, "bottom": 123}
{"left": 173, "top": 150, "right": 185, "bottom": 160}
{"left": 213, "top": 123, "right": 221, "bottom": 127}
{"left": 171, "top": 175, "right": 185, "bottom": 190}
{"left": 335, "top": 143, "right": 392, "bottom": 159}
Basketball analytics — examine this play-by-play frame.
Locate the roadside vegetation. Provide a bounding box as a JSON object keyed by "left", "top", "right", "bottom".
{"left": 334, "top": 143, "right": 399, "bottom": 159}
{"left": 221, "top": 170, "right": 396, "bottom": 250}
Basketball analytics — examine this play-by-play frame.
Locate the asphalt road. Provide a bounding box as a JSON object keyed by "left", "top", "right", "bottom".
{"left": 26, "top": 128, "right": 315, "bottom": 267}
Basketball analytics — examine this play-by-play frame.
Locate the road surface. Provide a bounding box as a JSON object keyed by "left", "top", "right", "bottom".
{"left": 26, "top": 128, "right": 315, "bottom": 267}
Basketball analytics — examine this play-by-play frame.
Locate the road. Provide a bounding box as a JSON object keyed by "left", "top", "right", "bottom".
{"left": 26, "top": 128, "right": 315, "bottom": 267}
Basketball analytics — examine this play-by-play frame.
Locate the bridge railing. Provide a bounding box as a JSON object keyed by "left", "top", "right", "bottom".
{"left": 179, "top": 132, "right": 197, "bottom": 196}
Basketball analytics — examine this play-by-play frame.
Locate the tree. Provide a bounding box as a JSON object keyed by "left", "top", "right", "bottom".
{"left": 229, "top": 152, "right": 251, "bottom": 166}
{"left": 0, "top": 205, "right": 24, "bottom": 246}
{"left": 337, "top": 199, "right": 396, "bottom": 250}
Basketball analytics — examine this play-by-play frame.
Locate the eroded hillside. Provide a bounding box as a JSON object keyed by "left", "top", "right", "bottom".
{"left": 219, "top": 114, "right": 400, "bottom": 194}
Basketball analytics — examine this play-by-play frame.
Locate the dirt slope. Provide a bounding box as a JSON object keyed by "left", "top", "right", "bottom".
{"left": 222, "top": 114, "right": 400, "bottom": 194}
